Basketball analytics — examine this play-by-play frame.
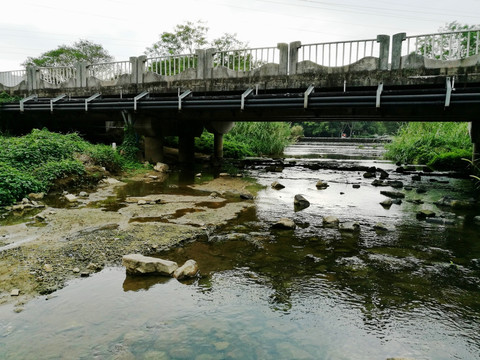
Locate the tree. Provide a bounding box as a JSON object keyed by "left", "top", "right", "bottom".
{"left": 23, "top": 39, "right": 113, "bottom": 67}
{"left": 416, "top": 21, "right": 480, "bottom": 60}
{"left": 145, "top": 20, "right": 248, "bottom": 57}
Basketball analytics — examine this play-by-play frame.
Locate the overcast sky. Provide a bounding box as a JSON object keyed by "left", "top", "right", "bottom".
{"left": 1, "top": 0, "right": 479, "bottom": 71}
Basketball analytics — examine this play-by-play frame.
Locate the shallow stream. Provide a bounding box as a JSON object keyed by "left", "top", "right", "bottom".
{"left": 1, "top": 141, "right": 480, "bottom": 360}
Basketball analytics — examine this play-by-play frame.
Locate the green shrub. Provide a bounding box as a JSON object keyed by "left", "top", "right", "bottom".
{"left": 33, "top": 160, "right": 85, "bottom": 184}
{"left": 385, "top": 122, "right": 472, "bottom": 170}
{"left": 86, "top": 144, "right": 124, "bottom": 173}
{"left": 0, "top": 163, "right": 44, "bottom": 206}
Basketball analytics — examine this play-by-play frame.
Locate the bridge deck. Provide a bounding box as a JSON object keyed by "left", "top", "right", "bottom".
{"left": 2, "top": 83, "right": 479, "bottom": 122}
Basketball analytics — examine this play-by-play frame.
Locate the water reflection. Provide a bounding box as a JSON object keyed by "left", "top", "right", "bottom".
{"left": 0, "top": 141, "right": 479, "bottom": 360}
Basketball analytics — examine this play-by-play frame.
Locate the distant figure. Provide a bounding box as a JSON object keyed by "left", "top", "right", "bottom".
{"left": 341, "top": 133, "right": 347, "bottom": 138}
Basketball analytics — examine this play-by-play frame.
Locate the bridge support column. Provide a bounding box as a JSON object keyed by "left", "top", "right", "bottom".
{"left": 179, "top": 135, "right": 195, "bottom": 164}
{"left": 214, "top": 133, "right": 224, "bottom": 160}
{"left": 470, "top": 121, "right": 480, "bottom": 164}
{"left": 144, "top": 136, "right": 164, "bottom": 163}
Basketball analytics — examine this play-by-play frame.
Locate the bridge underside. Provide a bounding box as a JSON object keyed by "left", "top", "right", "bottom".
{"left": 1, "top": 83, "right": 480, "bottom": 162}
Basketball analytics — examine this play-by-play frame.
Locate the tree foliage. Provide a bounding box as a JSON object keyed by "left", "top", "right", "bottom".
{"left": 300, "top": 121, "right": 401, "bottom": 138}
{"left": 23, "top": 39, "right": 113, "bottom": 67}
{"left": 416, "top": 21, "right": 480, "bottom": 60}
{"left": 145, "top": 20, "right": 248, "bottom": 57}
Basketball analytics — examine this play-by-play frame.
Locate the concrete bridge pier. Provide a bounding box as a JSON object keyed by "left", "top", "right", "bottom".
{"left": 470, "top": 121, "right": 480, "bottom": 164}
{"left": 205, "top": 121, "right": 235, "bottom": 160}
{"left": 178, "top": 135, "right": 195, "bottom": 164}
{"left": 144, "top": 136, "right": 164, "bottom": 163}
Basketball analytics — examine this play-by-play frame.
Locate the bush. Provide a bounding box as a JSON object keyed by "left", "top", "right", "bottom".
{"left": 0, "top": 163, "right": 44, "bottom": 205}
{"left": 33, "top": 160, "right": 85, "bottom": 184}
{"left": 385, "top": 122, "right": 472, "bottom": 170}
{"left": 86, "top": 144, "right": 124, "bottom": 173}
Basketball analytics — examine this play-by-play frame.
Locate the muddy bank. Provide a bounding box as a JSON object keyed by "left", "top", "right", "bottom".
{"left": 0, "top": 171, "right": 256, "bottom": 309}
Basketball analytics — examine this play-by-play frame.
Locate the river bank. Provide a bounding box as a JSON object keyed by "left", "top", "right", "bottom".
{"left": 0, "top": 168, "right": 257, "bottom": 309}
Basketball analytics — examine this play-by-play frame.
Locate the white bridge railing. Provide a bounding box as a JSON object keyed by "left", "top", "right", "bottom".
{"left": 0, "top": 70, "right": 27, "bottom": 87}
{"left": 145, "top": 54, "right": 198, "bottom": 76}
{"left": 88, "top": 61, "right": 132, "bottom": 81}
{"left": 403, "top": 29, "right": 480, "bottom": 60}
{"left": 2, "top": 30, "right": 480, "bottom": 89}
{"left": 213, "top": 46, "right": 279, "bottom": 71}
{"left": 39, "top": 66, "right": 76, "bottom": 85}
{"left": 299, "top": 38, "right": 379, "bottom": 67}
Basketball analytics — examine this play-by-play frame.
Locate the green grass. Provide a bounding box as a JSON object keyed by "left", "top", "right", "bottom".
{"left": 385, "top": 122, "right": 472, "bottom": 170}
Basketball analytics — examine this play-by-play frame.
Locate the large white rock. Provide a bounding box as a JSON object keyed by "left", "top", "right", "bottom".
{"left": 173, "top": 259, "right": 199, "bottom": 280}
{"left": 154, "top": 162, "right": 169, "bottom": 173}
{"left": 122, "top": 254, "right": 178, "bottom": 275}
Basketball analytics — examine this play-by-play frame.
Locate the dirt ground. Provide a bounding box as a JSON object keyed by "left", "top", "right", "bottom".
{"left": 0, "top": 170, "right": 257, "bottom": 310}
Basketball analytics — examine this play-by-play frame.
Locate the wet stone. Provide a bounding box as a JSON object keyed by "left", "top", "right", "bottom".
{"left": 380, "top": 190, "right": 405, "bottom": 199}
{"left": 272, "top": 218, "right": 296, "bottom": 230}
{"left": 323, "top": 216, "right": 339, "bottom": 227}
{"left": 294, "top": 194, "right": 310, "bottom": 211}
{"left": 339, "top": 221, "right": 360, "bottom": 232}
{"left": 271, "top": 181, "right": 285, "bottom": 190}
{"left": 416, "top": 209, "right": 436, "bottom": 220}
{"left": 315, "top": 180, "right": 329, "bottom": 189}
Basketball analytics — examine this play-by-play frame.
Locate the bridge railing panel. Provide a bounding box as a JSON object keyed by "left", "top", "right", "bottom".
{"left": 299, "top": 39, "right": 379, "bottom": 67}
{"left": 0, "top": 70, "right": 27, "bottom": 87}
{"left": 404, "top": 29, "right": 480, "bottom": 60}
{"left": 88, "top": 61, "right": 132, "bottom": 81}
{"left": 213, "top": 47, "right": 279, "bottom": 71}
{"left": 39, "top": 66, "right": 76, "bottom": 85}
{"left": 145, "top": 54, "right": 198, "bottom": 76}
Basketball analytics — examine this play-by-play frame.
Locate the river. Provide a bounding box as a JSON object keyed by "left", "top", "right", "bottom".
{"left": 1, "top": 141, "right": 479, "bottom": 360}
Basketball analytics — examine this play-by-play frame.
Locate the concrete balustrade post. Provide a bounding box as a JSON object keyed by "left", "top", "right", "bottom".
{"left": 137, "top": 56, "right": 146, "bottom": 85}
{"left": 289, "top": 41, "right": 301, "bottom": 75}
{"left": 196, "top": 49, "right": 206, "bottom": 79}
{"left": 277, "top": 43, "right": 289, "bottom": 75}
{"left": 205, "top": 48, "right": 216, "bottom": 80}
{"left": 129, "top": 57, "right": 138, "bottom": 84}
{"left": 376, "top": 35, "right": 390, "bottom": 70}
{"left": 392, "top": 33, "right": 407, "bottom": 70}
{"left": 26, "top": 66, "right": 37, "bottom": 92}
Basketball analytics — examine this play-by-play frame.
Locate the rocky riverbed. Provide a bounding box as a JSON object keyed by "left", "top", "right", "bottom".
{"left": 0, "top": 169, "right": 256, "bottom": 310}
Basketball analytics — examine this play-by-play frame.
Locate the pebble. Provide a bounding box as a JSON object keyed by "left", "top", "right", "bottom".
{"left": 10, "top": 289, "right": 20, "bottom": 296}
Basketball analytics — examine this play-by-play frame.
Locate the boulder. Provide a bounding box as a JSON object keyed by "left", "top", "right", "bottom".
{"left": 363, "top": 172, "right": 376, "bottom": 179}
{"left": 271, "top": 181, "right": 285, "bottom": 190}
{"left": 388, "top": 180, "right": 404, "bottom": 189}
{"left": 315, "top": 180, "right": 329, "bottom": 189}
{"left": 122, "top": 254, "right": 178, "bottom": 275}
{"left": 379, "top": 170, "right": 389, "bottom": 179}
{"left": 294, "top": 194, "right": 310, "bottom": 211}
{"left": 240, "top": 193, "right": 254, "bottom": 200}
{"left": 64, "top": 194, "right": 78, "bottom": 203}
{"left": 272, "top": 218, "right": 296, "bottom": 230}
{"left": 380, "top": 198, "right": 393, "bottom": 208}
{"left": 173, "top": 260, "right": 199, "bottom": 280}
{"left": 28, "top": 192, "right": 45, "bottom": 200}
{"left": 352, "top": 184, "right": 361, "bottom": 189}
{"left": 323, "top": 216, "right": 339, "bottom": 227}
{"left": 372, "top": 179, "right": 388, "bottom": 187}
{"left": 380, "top": 190, "right": 405, "bottom": 199}
{"left": 339, "top": 221, "right": 360, "bottom": 232}
{"left": 373, "top": 222, "right": 389, "bottom": 231}
{"left": 154, "top": 162, "right": 169, "bottom": 173}
{"left": 416, "top": 209, "right": 436, "bottom": 220}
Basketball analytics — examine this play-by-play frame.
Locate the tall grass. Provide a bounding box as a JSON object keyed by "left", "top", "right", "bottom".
{"left": 226, "top": 122, "right": 293, "bottom": 157}
{"left": 385, "top": 122, "right": 472, "bottom": 169}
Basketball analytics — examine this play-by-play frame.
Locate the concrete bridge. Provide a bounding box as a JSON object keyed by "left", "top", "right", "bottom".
{"left": 1, "top": 29, "right": 480, "bottom": 163}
